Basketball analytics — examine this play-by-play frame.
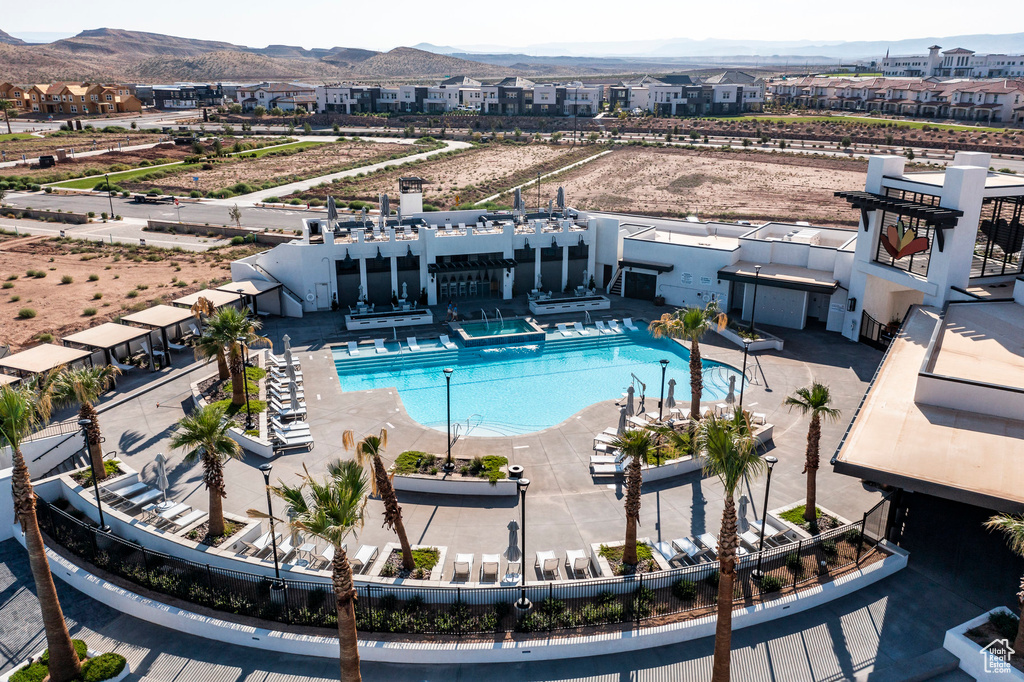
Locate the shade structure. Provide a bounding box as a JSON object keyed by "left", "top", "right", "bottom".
{"left": 172, "top": 289, "right": 242, "bottom": 310}
{"left": 154, "top": 452, "right": 170, "bottom": 504}
{"left": 0, "top": 344, "right": 92, "bottom": 378}
{"left": 120, "top": 304, "right": 194, "bottom": 330}
{"left": 666, "top": 378, "right": 677, "bottom": 409}
{"left": 63, "top": 323, "right": 150, "bottom": 352}
{"left": 625, "top": 385, "right": 635, "bottom": 417}
{"left": 216, "top": 279, "right": 281, "bottom": 297}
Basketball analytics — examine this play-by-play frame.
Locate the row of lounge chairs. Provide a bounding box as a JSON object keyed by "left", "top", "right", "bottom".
{"left": 98, "top": 481, "right": 208, "bottom": 535}
{"left": 660, "top": 515, "right": 799, "bottom": 566}
{"left": 555, "top": 318, "right": 640, "bottom": 337}
{"left": 266, "top": 352, "right": 314, "bottom": 451}
{"left": 346, "top": 334, "right": 458, "bottom": 357}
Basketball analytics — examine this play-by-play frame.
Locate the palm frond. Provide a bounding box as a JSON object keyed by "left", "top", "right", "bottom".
{"left": 699, "top": 415, "right": 765, "bottom": 495}
{"left": 985, "top": 514, "right": 1024, "bottom": 556}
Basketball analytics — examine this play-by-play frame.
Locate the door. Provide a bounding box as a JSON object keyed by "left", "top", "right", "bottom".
{"left": 315, "top": 282, "right": 330, "bottom": 310}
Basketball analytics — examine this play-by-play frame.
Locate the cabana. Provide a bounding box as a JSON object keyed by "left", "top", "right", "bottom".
{"left": 62, "top": 323, "right": 157, "bottom": 373}
{"left": 217, "top": 280, "right": 283, "bottom": 317}
{"left": 0, "top": 374, "right": 21, "bottom": 389}
{"left": 120, "top": 305, "right": 196, "bottom": 358}
{"left": 0, "top": 344, "right": 93, "bottom": 380}
{"left": 171, "top": 289, "right": 243, "bottom": 311}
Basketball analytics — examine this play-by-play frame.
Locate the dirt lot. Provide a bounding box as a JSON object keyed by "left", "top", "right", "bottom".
{"left": 1, "top": 143, "right": 185, "bottom": 181}
{"left": 289, "top": 143, "right": 594, "bottom": 208}
{"left": 0, "top": 236, "right": 263, "bottom": 350}
{"left": 0, "top": 132, "right": 167, "bottom": 159}
{"left": 119, "top": 140, "right": 410, "bottom": 195}
{"left": 554, "top": 147, "right": 867, "bottom": 225}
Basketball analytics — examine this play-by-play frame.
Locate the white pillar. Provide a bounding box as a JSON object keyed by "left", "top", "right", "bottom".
{"left": 504, "top": 267, "right": 513, "bottom": 299}
{"left": 561, "top": 244, "right": 569, "bottom": 292}
{"left": 586, "top": 235, "right": 596, "bottom": 288}
{"left": 534, "top": 245, "right": 541, "bottom": 288}
{"left": 358, "top": 258, "right": 367, "bottom": 300}
{"left": 390, "top": 256, "right": 399, "bottom": 300}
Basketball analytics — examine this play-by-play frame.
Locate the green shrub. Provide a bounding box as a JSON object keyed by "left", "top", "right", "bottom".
{"left": 785, "top": 552, "right": 804, "bottom": 573}
{"left": 2, "top": 282, "right": 12, "bottom": 289}
{"left": 40, "top": 639, "right": 88, "bottom": 664}
{"left": 93, "top": 292, "right": 103, "bottom": 300}
{"left": 10, "top": 294, "right": 20, "bottom": 302}
{"left": 758, "top": 574, "right": 784, "bottom": 593}
{"left": 411, "top": 547, "right": 441, "bottom": 571}
{"left": 88, "top": 274, "right": 99, "bottom": 281}
{"left": 60, "top": 274, "right": 74, "bottom": 284}
{"left": 17, "top": 307, "right": 36, "bottom": 319}
{"left": 989, "top": 610, "right": 1020, "bottom": 641}
{"left": 126, "top": 290, "right": 138, "bottom": 298}
{"left": 231, "top": 235, "right": 245, "bottom": 245}
{"left": 820, "top": 540, "right": 838, "bottom": 557}
{"left": 671, "top": 578, "right": 697, "bottom": 601}
{"left": 82, "top": 652, "right": 127, "bottom": 682}
{"left": 10, "top": 662, "right": 48, "bottom": 682}
{"left": 779, "top": 505, "right": 821, "bottom": 525}
{"left": 36, "top": 333, "right": 53, "bottom": 342}
{"left": 83, "top": 307, "right": 97, "bottom": 316}
{"left": 6, "top": 274, "right": 17, "bottom": 281}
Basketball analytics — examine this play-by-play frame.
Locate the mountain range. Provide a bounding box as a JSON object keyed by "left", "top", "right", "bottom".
{"left": 2, "top": 28, "right": 1022, "bottom": 83}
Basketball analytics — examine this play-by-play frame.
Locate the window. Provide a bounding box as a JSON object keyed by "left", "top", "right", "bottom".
{"left": 70, "top": 105, "right": 77, "bottom": 113}
{"left": 106, "top": 95, "right": 112, "bottom": 101}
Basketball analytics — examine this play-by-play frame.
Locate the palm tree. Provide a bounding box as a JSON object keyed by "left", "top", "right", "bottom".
{"left": 344, "top": 429, "right": 414, "bottom": 571}
{"left": 50, "top": 366, "right": 120, "bottom": 482}
{"left": 169, "top": 403, "right": 242, "bottom": 537}
{"left": 191, "top": 297, "right": 227, "bottom": 379}
{"left": 0, "top": 385, "right": 83, "bottom": 682}
{"left": 0, "top": 100, "right": 15, "bottom": 136}
{"left": 611, "top": 429, "right": 653, "bottom": 565}
{"left": 250, "top": 460, "right": 368, "bottom": 682}
{"left": 649, "top": 301, "right": 727, "bottom": 421}
{"left": 784, "top": 382, "right": 842, "bottom": 531}
{"left": 204, "top": 306, "right": 268, "bottom": 406}
{"left": 699, "top": 414, "right": 765, "bottom": 682}
{"left": 984, "top": 514, "right": 1024, "bottom": 654}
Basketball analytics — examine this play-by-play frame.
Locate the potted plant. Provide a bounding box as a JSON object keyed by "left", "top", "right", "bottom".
{"left": 653, "top": 295, "right": 666, "bottom": 306}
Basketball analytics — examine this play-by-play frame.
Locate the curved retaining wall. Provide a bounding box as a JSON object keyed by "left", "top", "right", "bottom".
{"left": 18, "top": 527, "right": 908, "bottom": 664}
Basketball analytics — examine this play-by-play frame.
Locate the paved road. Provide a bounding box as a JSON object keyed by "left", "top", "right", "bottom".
{"left": 0, "top": 215, "right": 230, "bottom": 251}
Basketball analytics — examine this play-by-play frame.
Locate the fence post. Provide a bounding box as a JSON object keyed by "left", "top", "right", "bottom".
{"left": 206, "top": 563, "right": 215, "bottom": 595}
{"left": 457, "top": 586, "right": 462, "bottom": 638}
{"left": 547, "top": 583, "right": 553, "bottom": 632}
{"left": 367, "top": 584, "right": 374, "bottom": 633}
{"left": 856, "top": 514, "right": 867, "bottom": 564}
{"left": 283, "top": 580, "right": 291, "bottom": 625}
{"left": 794, "top": 539, "right": 802, "bottom": 589}
{"left": 141, "top": 547, "right": 151, "bottom": 587}
{"left": 636, "top": 572, "right": 644, "bottom": 625}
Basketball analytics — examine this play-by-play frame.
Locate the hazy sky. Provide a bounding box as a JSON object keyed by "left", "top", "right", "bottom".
{"left": 6, "top": 0, "right": 1020, "bottom": 51}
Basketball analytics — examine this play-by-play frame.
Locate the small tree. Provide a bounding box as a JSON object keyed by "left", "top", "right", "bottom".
{"left": 0, "top": 100, "right": 16, "bottom": 135}
{"left": 229, "top": 103, "right": 242, "bottom": 114}
{"left": 296, "top": 106, "right": 308, "bottom": 116}
{"left": 228, "top": 204, "right": 242, "bottom": 228}
{"left": 611, "top": 429, "right": 653, "bottom": 565}
{"left": 270, "top": 106, "right": 284, "bottom": 117}
{"left": 212, "top": 138, "right": 223, "bottom": 157}
{"left": 784, "top": 382, "right": 841, "bottom": 531}
{"left": 303, "top": 122, "right": 312, "bottom": 134}
{"left": 840, "top": 135, "right": 852, "bottom": 149}
{"left": 254, "top": 105, "right": 266, "bottom": 118}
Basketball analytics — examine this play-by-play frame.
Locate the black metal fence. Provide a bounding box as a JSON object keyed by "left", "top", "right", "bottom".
{"left": 38, "top": 495, "right": 890, "bottom": 637}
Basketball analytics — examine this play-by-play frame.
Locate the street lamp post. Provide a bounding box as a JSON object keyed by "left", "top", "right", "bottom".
{"left": 238, "top": 336, "right": 252, "bottom": 430}
{"left": 104, "top": 173, "right": 114, "bottom": 221}
{"left": 259, "top": 463, "right": 285, "bottom": 595}
{"left": 516, "top": 477, "right": 532, "bottom": 611}
{"left": 80, "top": 418, "right": 109, "bottom": 532}
{"left": 443, "top": 367, "right": 454, "bottom": 471}
{"left": 739, "top": 338, "right": 752, "bottom": 408}
{"left": 748, "top": 264, "right": 762, "bottom": 335}
{"left": 658, "top": 358, "right": 669, "bottom": 422}
{"left": 752, "top": 455, "right": 779, "bottom": 581}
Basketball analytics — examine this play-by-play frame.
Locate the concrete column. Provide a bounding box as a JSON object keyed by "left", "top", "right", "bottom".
{"left": 561, "top": 244, "right": 569, "bottom": 292}
{"left": 390, "top": 255, "right": 399, "bottom": 300}
{"left": 586, "top": 236, "right": 596, "bottom": 289}
{"left": 534, "top": 244, "right": 542, "bottom": 289}
{"left": 504, "top": 267, "right": 513, "bottom": 299}
{"left": 358, "top": 258, "right": 368, "bottom": 301}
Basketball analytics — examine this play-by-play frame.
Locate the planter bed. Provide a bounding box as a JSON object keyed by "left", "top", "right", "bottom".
{"left": 190, "top": 360, "right": 273, "bottom": 458}
{"left": 715, "top": 324, "right": 784, "bottom": 352}
{"left": 943, "top": 607, "right": 1024, "bottom": 680}
{"left": 0, "top": 643, "right": 130, "bottom": 682}
{"left": 590, "top": 538, "right": 671, "bottom": 577}
{"left": 391, "top": 452, "right": 516, "bottom": 496}
{"left": 367, "top": 542, "right": 447, "bottom": 582}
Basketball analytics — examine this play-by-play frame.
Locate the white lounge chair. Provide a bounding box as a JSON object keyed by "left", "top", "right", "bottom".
{"left": 269, "top": 386, "right": 305, "bottom": 401}
{"left": 536, "top": 550, "right": 560, "bottom": 580}
{"left": 123, "top": 488, "right": 162, "bottom": 510}
{"left": 590, "top": 449, "right": 627, "bottom": 465}
{"left": 111, "top": 358, "right": 134, "bottom": 371}
{"left": 347, "top": 341, "right": 360, "bottom": 356}
{"left": 573, "top": 321, "right": 590, "bottom": 336}
{"left": 609, "top": 320, "right": 623, "bottom": 333}
{"left": 504, "top": 560, "right": 522, "bottom": 583}
{"left": 453, "top": 553, "right": 473, "bottom": 581}
{"left": 566, "top": 549, "right": 591, "bottom": 578}
{"left": 556, "top": 323, "right": 573, "bottom": 337}
{"left": 170, "top": 509, "right": 207, "bottom": 531}
{"left": 595, "top": 321, "right": 613, "bottom": 334}
{"left": 270, "top": 402, "right": 307, "bottom": 420}
{"left": 274, "top": 537, "right": 295, "bottom": 564}
{"left": 407, "top": 337, "right": 420, "bottom": 352}
{"left": 439, "top": 334, "right": 457, "bottom": 350}
{"left": 374, "top": 339, "right": 387, "bottom": 354}
{"left": 139, "top": 341, "right": 165, "bottom": 362}
{"left": 590, "top": 461, "right": 625, "bottom": 477}
{"left": 351, "top": 544, "right": 378, "bottom": 574}
{"left": 268, "top": 353, "right": 300, "bottom": 367}
{"left": 273, "top": 431, "right": 314, "bottom": 451}
{"left": 670, "top": 537, "right": 706, "bottom": 563}
{"left": 270, "top": 417, "right": 310, "bottom": 432}
{"left": 623, "top": 317, "right": 639, "bottom": 331}
{"left": 481, "top": 554, "right": 501, "bottom": 582}
{"left": 188, "top": 322, "right": 202, "bottom": 337}
{"left": 268, "top": 367, "right": 303, "bottom": 381}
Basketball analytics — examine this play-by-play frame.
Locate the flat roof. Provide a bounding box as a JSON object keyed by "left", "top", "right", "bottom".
{"left": 718, "top": 262, "right": 838, "bottom": 294}
{"left": 120, "top": 304, "right": 195, "bottom": 329}
{"left": 899, "top": 171, "right": 1024, "bottom": 190}
{"left": 834, "top": 306, "right": 1024, "bottom": 511}
{"left": 932, "top": 301, "right": 1024, "bottom": 391}
{"left": 217, "top": 280, "right": 282, "bottom": 296}
{"left": 629, "top": 228, "right": 740, "bottom": 250}
{"left": 0, "top": 344, "right": 92, "bottom": 375}
{"left": 172, "top": 289, "right": 242, "bottom": 309}
{"left": 63, "top": 323, "right": 151, "bottom": 350}
{"left": 0, "top": 374, "right": 20, "bottom": 386}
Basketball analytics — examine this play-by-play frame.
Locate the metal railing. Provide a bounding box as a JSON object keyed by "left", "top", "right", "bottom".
{"left": 37, "top": 496, "right": 890, "bottom": 637}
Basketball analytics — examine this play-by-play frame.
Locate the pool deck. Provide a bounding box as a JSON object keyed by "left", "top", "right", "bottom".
{"left": 79, "top": 295, "right": 885, "bottom": 584}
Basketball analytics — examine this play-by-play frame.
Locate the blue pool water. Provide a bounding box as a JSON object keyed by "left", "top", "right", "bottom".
{"left": 333, "top": 333, "right": 740, "bottom": 437}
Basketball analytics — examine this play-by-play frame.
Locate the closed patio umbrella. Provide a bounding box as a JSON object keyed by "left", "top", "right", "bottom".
{"left": 617, "top": 405, "right": 627, "bottom": 435}
{"left": 282, "top": 333, "right": 291, "bottom": 353}
{"left": 726, "top": 375, "right": 737, "bottom": 404}
{"left": 513, "top": 187, "right": 523, "bottom": 213}
{"left": 380, "top": 193, "right": 390, "bottom": 222}
{"left": 666, "top": 378, "right": 677, "bottom": 410}
{"left": 504, "top": 519, "right": 521, "bottom": 562}
{"left": 289, "top": 380, "right": 300, "bottom": 411}
{"left": 326, "top": 196, "right": 338, "bottom": 228}
{"left": 284, "top": 346, "right": 294, "bottom": 368}
{"left": 154, "top": 452, "right": 169, "bottom": 505}
{"left": 625, "top": 385, "right": 635, "bottom": 417}
{"left": 557, "top": 186, "right": 565, "bottom": 212}
{"left": 286, "top": 360, "right": 298, "bottom": 385}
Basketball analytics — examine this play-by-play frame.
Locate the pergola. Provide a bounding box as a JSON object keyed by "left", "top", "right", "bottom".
{"left": 63, "top": 323, "right": 157, "bottom": 373}
{"left": 172, "top": 289, "right": 243, "bottom": 310}
{"left": 0, "top": 344, "right": 93, "bottom": 379}
{"left": 216, "top": 279, "right": 282, "bottom": 317}
{"left": 120, "top": 305, "right": 197, "bottom": 360}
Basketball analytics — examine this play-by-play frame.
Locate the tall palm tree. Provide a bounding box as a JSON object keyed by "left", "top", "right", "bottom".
{"left": 191, "top": 297, "right": 227, "bottom": 379}
{"left": 984, "top": 514, "right": 1024, "bottom": 654}
{"left": 649, "top": 301, "right": 727, "bottom": 420}
{"left": 250, "top": 460, "right": 368, "bottom": 682}
{"left": 169, "top": 403, "right": 242, "bottom": 537}
{"left": 0, "top": 385, "right": 83, "bottom": 682}
{"left": 611, "top": 429, "right": 653, "bottom": 565}
{"left": 784, "top": 382, "right": 842, "bottom": 531}
{"left": 699, "top": 414, "right": 765, "bottom": 682}
{"left": 343, "top": 429, "right": 414, "bottom": 571}
{"left": 204, "top": 306, "right": 268, "bottom": 406}
{"left": 50, "top": 366, "right": 120, "bottom": 482}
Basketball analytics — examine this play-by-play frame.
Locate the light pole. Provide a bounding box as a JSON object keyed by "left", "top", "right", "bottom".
{"left": 237, "top": 336, "right": 252, "bottom": 430}
{"left": 259, "top": 463, "right": 285, "bottom": 594}
{"left": 752, "top": 455, "right": 779, "bottom": 581}
{"left": 658, "top": 358, "right": 669, "bottom": 422}
{"left": 516, "top": 477, "right": 531, "bottom": 611}
{"left": 443, "top": 367, "right": 454, "bottom": 471}
{"left": 80, "top": 418, "right": 109, "bottom": 532}
{"left": 104, "top": 173, "right": 114, "bottom": 221}
{"left": 537, "top": 170, "right": 541, "bottom": 212}
{"left": 739, "top": 338, "right": 752, "bottom": 408}
{"left": 748, "top": 264, "right": 762, "bottom": 335}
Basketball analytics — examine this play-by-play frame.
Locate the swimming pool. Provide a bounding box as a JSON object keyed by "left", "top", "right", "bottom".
{"left": 333, "top": 333, "right": 740, "bottom": 437}
{"left": 459, "top": 319, "right": 537, "bottom": 337}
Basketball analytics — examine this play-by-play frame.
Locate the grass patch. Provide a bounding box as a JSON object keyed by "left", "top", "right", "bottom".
{"left": 599, "top": 543, "right": 654, "bottom": 563}
{"left": 459, "top": 455, "right": 508, "bottom": 483}
{"left": 50, "top": 162, "right": 205, "bottom": 190}
{"left": 701, "top": 114, "right": 1005, "bottom": 133}
{"left": 410, "top": 546, "right": 441, "bottom": 571}
{"left": 779, "top": 505, "right": 821, "bottom": 525}
{"left": 209, "top": 397, "right": 267, "bottom": 417}
{"left": 71, "top": 460, "right": 122, "bottom": 488}
{"left": 0, "top": 133, "right": 34, "bottom": 142}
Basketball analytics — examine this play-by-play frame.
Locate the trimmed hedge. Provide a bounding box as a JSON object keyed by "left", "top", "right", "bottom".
{"left": 82, "top": 652, "right": 128, "bottom": 681}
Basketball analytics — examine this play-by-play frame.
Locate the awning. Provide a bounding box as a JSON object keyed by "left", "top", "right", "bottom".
{"left": 63, "top": 323, "right": 150, "bottom": 351}
{"left": 428, "top": 258, "right": 517, "bottom": 273}
{"left": 834, "top": 190, "right": 964, "bottom": 250}
{"left": 120, "top": 304, "right": 195, "bottom": 329}
{"left": 618, "top": 259, "right": 674, "bottom": 274}
{"left": 0, "top": 344, "right": 92, "bottom": 377}
{"left": 217, "top": 279, "right": 282, "bottom": 296}
{"left": 172, "top": 289, "right": 243, "bottom": 309}
{"left": 717, "top": 262, "right": 838, "bottom": 295}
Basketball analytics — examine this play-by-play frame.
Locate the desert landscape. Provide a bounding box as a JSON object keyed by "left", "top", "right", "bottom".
{"left": 553, "top": 146, "right": 868, "bottom": 225}
{"left": 0, "top": 235, "right": 262, "bottom": 350}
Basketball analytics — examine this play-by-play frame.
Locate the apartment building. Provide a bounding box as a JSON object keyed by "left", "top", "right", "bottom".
{"left": 318, "top": 84, "right": 398, "bottom": 114}
{"left": 610, "top": 72, "right": 765, "bottom": 115}
{"left": 880, "top": 45, "right": 1024, "bottom": 79}
{"left": 1, "top": 82, "right": 141, "bottom": 115}
{"left": 768, "top": 76, "right": 1024, "bottom": 123}
{"left": 237, "top": 82, "right": 316, "bottom": 112}
{"left": 143, "top": 83, "right": 225, "bottom": 109}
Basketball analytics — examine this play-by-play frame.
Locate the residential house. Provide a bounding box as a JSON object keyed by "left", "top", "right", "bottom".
{"left": 237, "top": 82, "right": 316, "bottom": 113}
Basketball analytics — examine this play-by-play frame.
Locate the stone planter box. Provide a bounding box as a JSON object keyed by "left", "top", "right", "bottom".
{"left": 642, "top": 455, "right": 704, "bottom": 482}
{"left": 0, "top": 648, "right": 131, "bottom": 682}
{"left": 344, "top": 309, "right": 433, "bottom": 330}
{"left": 529, "top": 295, "right": 610, "bottom": 316}
{"left": 589, "top": 537, "right": 671, "bottom": 577}
{"left": 189, "top": 374, "right": 274, "bottom": 459}
{"left": 770, "top": 501, "right": 853, "bottom": 540}
{"left": 391, "top": 472, "right": 518, "bottom": 496}
{"left": 716, "top": 325, "right": 784, "bottom": 352}
{"left": 366, "top": 542, "right": 447, "bottom": 582}
{"left": 943, "top": 607, "right": 1024, "bottom": 680}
